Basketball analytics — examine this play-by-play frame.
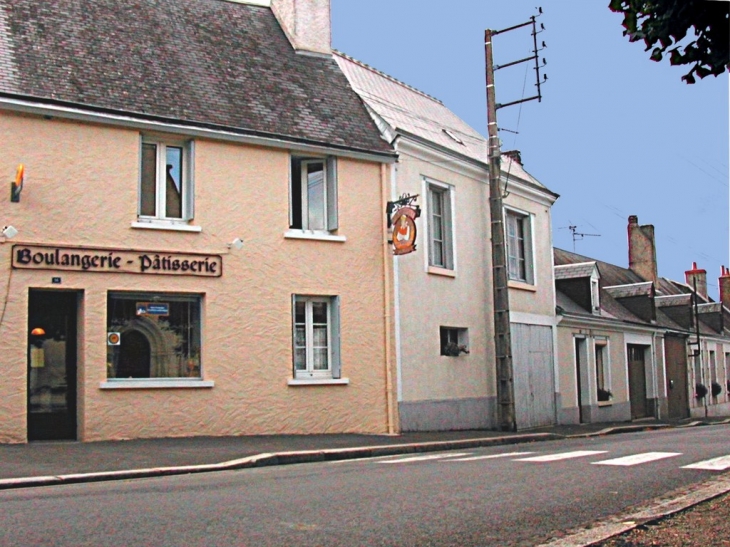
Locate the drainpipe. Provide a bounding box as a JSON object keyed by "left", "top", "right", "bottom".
{"left": 381, "top": 163, "right": 396, "bottom": 434}
{"left": 391, "top": 160, "right": 403, "bottom": 405}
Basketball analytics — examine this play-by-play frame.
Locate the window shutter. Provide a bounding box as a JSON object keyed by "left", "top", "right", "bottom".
{"left": 291, "top": 294, "right": 298, "bottom": 379}
{"left": 444, "top": 188, "right": 454, "bottom": 269}
{"left": 326, "top": 156, "right": 338, "bottom": 231}
{"left": 426, "top": 186, "right": 435, "bottom": 265}
{"left": 182, "top": 140, "right": 195, "bottom": 221}
{"left": 288, "top": 156, "right": 295, "bottom": 229}
{"left": 524, "top": 214, "right": 534, "bottom": 284}
{"left": 330, "top": 296, "right": 341, "bottom": 379}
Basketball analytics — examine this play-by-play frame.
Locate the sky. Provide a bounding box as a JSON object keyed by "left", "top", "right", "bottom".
{"left": 331, "top": 1, "right": 729, "bottom": 300}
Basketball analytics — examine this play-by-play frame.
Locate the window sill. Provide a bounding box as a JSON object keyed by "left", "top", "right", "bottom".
{"left": 597, "top": 401, "right": 613, "bottom": 407}
{"left": 287, "top": 378, "right": 350, "bottom": 386}
{"left": 100, "top": 379, "right": 214, "bottom": 389}
{"left": 427, "top": 266, "right": 456, "bottom": 278}
{"left": 132, "top": 221, "right": 202, "bottom": 233}
{"left": 284, "top": 230, "right": 346, "bottom": 242}
{"left": 508, "top": 279, "right": 537, "bottom": 292}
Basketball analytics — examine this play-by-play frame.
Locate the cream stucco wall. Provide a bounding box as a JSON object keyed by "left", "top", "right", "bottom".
{"left": 504, "top": 187, "right": 556, "bottom": 319}
{"left": 393, "top": 140, "right": 494, "bottom": 408}
{"left": 555, "top": 319, "right": 667, "bottom": 424}
{"left": 690, "top": 338, "right": 730, "bottom": 417}
{"left": 0, "top": 112, "right": 393, "bottom": 442}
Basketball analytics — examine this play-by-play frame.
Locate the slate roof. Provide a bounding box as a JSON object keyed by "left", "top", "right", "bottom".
{"left": 656, "top": 294, "right": 692, "bottom": 308}
{"left": 603, "top": 282, "right": 653, "bottom": 299}
{"left": 554, "top": 262, "right": 596, "bottom": 280}
{"left": 0, "top": 0, "right": 393, "bottom": 156}
{"left": 553, "top": 248, "right": 685, "bottom": 330}
{"left": 334, "top": 51, "right": 556, "bottom": 194}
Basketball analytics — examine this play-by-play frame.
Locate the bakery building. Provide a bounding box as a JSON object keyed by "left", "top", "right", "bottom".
{"left": 0, "top": 0, "right": 397, "bottom": 442}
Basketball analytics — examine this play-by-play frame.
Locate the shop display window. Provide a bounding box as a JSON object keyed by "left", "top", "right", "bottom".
{"left": 107, "top": 293, "right": 201, "bottom": 379}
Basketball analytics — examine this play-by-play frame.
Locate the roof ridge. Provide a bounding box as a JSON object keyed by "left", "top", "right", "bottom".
{"left": 333, "top": 50, "right": 444, "bottom": 105}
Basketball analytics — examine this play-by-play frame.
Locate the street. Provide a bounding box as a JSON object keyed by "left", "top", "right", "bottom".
{"left": 1, "top": 426, "right": 729, "bottom": 547}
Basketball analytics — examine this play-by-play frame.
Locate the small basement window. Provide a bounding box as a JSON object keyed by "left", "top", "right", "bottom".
{"left": 440, "top": 327, "right": 469, "bottom": 357}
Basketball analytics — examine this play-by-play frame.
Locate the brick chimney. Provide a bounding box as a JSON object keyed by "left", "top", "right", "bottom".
{"left": 627, "top": 215, "right": 657, "bottom": 283}
{"left": 719, "top": 266, "right": 730, "bottom": 309}
{"left": 271, "top": 0, "right": 331, "bottom": 56}
{"left": 685, "top": 262, "right": 708, "bottom": 301}
{"left": 503, "top": 150, "right": 522, "bottom": 165}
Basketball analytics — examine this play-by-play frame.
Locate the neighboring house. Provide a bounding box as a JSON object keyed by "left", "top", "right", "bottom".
{"left": 0, "top": 0, "right": 398, "bottom": 443}
{"left": 336, "top": 53, "right": 559, "bottom": 431}
{"left": 554, "top": 215, "right": 730, "bottom": 424}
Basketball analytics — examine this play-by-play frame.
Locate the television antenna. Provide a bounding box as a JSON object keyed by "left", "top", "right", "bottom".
{"left": 560, "top": 224, "right": 600, "bottom": 252}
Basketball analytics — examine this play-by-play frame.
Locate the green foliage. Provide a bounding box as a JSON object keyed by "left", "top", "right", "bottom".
{"left": 609, "top": 0, "right": 729, "bottom": 83}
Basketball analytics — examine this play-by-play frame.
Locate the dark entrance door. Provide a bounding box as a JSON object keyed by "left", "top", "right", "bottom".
{"left": 27, "top": 290, "right": 78, "bottom": 441}
{"left": 627, "top": 344, "right": 649, "bottom": 420}
{"left": 665, "top": 335, "right": 690, "bottom": 419}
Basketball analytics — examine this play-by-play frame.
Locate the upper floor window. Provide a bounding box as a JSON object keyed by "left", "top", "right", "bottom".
{"left": 139, "top": 137, "right": 194, "bottom": 223}
{"left": 427, "top": 182, "right": 454, "bottom": 269}
{"left": 290, "top": 156, "right": 338, "bottom": 231}
{"left": 506, "top": 209, "right": 534, "bottom": 284}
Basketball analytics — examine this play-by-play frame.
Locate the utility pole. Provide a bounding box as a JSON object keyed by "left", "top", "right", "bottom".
{"left": 485, "top": 12, "right": 546, "bottom": 432}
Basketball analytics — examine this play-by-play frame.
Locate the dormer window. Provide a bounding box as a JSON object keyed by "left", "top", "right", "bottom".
{"left": 591, "top": 278, "right": 600, "bottom": 314}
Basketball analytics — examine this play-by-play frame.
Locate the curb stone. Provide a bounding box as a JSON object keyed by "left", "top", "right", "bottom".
{"left": 1, "top": 420, "right": 726, "bottom": 492}
{"left": 0, "top": 432, "right": 561, "bottom": 491}
{"left": 535, "top": 475, "right": 730, "bottom": 547}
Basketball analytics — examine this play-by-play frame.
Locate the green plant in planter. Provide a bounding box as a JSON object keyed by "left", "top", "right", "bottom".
{"left": 711, "top": 381, "right": 723, "bottom": 397}
{"left": 695, "top": 383, "right": 708, "bottom": 399}
{"left": 443, "top": 342, "right": 470, "bottom": 357}
{"left": 597, "top": 388, "right": 613, "bottom": 402}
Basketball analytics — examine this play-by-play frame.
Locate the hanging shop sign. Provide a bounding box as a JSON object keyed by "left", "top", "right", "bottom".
{"left": 11, "top": 244, "right": 222, "bottom": 277}
{"left": 387, "top": 194, "right": 421, "bottom": 256}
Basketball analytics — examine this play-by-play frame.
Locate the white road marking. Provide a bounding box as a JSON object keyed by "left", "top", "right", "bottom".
{"left": 379, "top": 453, "right": 471, "bottom": 464}
{"left": 682, "top": 455, "right": 730, "bottom": 471}
{"left": 514, "top": 450, "right": 608, "bottom": 462}
{"left": 592, "top": 452, "right": 681, "bottom": 466}
{"left": 448, "top": 451, "right": 535, "bottom": 462}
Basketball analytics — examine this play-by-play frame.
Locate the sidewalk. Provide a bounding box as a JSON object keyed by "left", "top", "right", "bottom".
{"left": 1, "top": 416, "right": 728, "bottom": 490}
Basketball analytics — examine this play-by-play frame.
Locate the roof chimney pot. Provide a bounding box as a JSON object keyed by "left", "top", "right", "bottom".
{"left": 271, "top": 0, "right": 331, "bottom": 55}
{"left": 720, "top": 265, "right": 730, "bottom": 310}
{"left": 627, "top": 215, "right": 658, "bottom": 283}
{"left": 685, "top": 262, "right": 708, "bottom": 301}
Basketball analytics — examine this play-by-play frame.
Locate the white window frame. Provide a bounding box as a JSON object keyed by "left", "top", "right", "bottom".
{"left": 137, "top": 136, "right": 194, "bottom": 225}
{"left": 289, "top": 156, "right": 338, "bottom": 233}
{"left": 505, "top": 207, "right": 534, "bottom": 284}
{"left": 425, "top": 179, "right": 455, "bottom": 271}
{"left": 594, "top": 338, "right": 611, "bottom": 403}
{"left": 291, "top": 295, "right": 341, "bottom": 381}
{"left": 591, "top": 277, "right": 601, "bottom": 315}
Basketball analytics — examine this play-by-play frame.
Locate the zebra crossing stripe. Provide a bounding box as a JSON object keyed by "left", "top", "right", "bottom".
{"left": 682, "top": 455, "right": 730, "bottom": 471}
{"left": 514, "top": 450, "right": 607, "bottom": 462}
{"left": 592, "top": 452, "right": 681, "bottom": 466}
{"left": 379, "top": 453, "right": 471, "bottom": 464}
{"left": 448, "top": 452, "right": 535, "bottom": 462}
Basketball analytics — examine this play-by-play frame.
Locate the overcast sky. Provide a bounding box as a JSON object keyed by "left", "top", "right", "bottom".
{"left": 332, "top": 0, "right": 729, "bottom": 299}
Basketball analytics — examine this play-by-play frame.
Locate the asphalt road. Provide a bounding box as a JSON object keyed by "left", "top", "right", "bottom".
{"left": 1, "top": 426, "right": 728, "bottom": 547}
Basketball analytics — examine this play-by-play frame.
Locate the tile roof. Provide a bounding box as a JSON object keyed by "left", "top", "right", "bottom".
{"left": 554, "top": 262, "right": 596, "bottom": 280}
{"left": 334, "top": 51, "right": 553, "bottom": 192}
{"left": 0, "top": 0, "right": 393, "bottom": 156}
